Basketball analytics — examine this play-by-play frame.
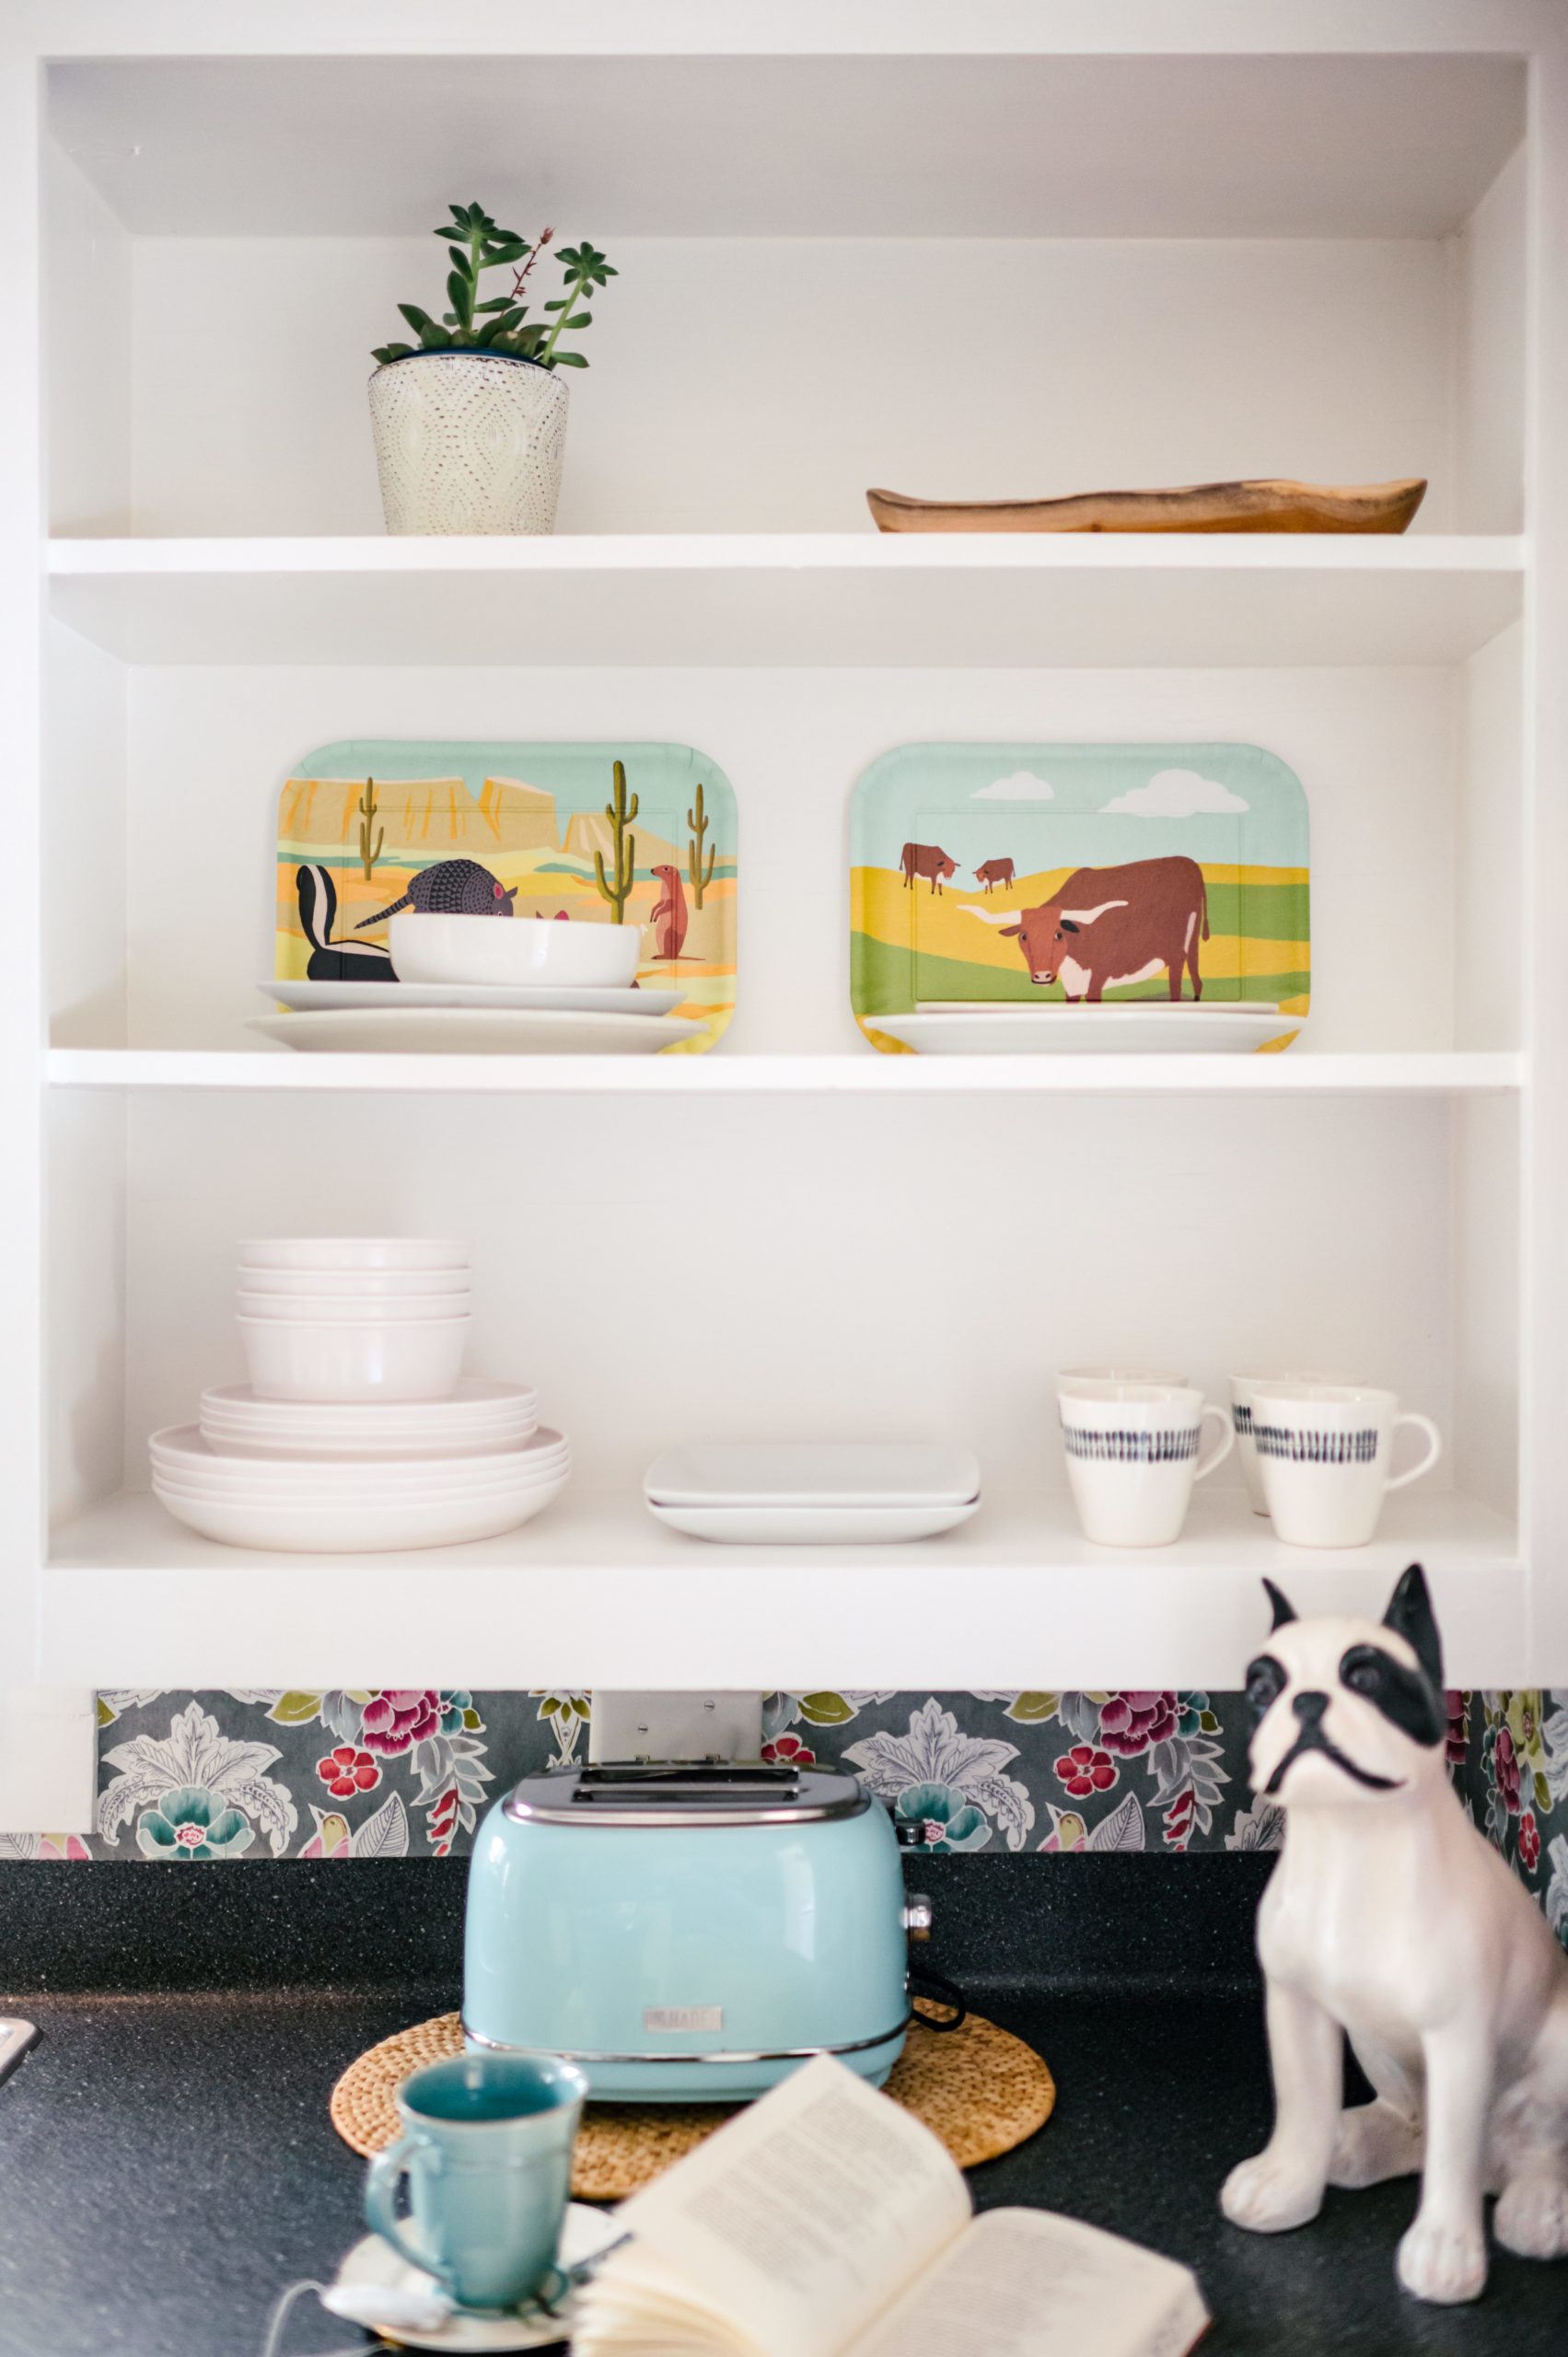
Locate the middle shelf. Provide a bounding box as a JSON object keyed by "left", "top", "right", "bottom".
{"left": 47, "top": 534, "right": 1526, "bottom": 669}
{"left": 47, "top": 1050, "right": 1527, "bottom": 1097}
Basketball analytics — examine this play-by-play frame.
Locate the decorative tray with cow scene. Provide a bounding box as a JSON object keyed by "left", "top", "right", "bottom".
{"left": 258, "top": 740, "right": 737, "bottom": 1055}
{"left": 850, "top": 742, "right": 1308, "bottom": 1055}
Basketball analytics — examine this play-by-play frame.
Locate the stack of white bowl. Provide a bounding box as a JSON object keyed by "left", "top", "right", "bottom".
{"left": 149, "top": 1238, "right": 569, "bottom": 1552}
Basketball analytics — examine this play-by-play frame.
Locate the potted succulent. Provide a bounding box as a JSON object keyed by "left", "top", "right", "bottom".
{"left": 368, "top": 203, "right": 617, "bottom": 535}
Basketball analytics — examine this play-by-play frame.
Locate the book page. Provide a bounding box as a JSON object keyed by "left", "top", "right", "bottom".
{"left": 577, "top": 2055, "right": 971, "bottom": 2357}
{"left": 845, "top": 2209, "right": 1208, "bottom": 2357}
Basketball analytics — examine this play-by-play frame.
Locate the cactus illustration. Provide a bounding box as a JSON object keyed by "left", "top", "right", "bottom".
{"left": 356, "top": 777, "right": 384, "bottom": 882}
{"left": 594, "top": 759, "right": 638, "bottom": 923}
{"left": 687, "top": 782, "right": 716, "bottom": 910}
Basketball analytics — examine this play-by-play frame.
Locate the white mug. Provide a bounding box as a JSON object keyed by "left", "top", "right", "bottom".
{"left": 1056, "top": 1382, "right": 1234, "bottom": 1548}
{"left": 1227, "top": 1370, "right": 1365, "bottom": 1516}
{"left": 1249, "top": 1384, "right": 1442, "bottom": 1549}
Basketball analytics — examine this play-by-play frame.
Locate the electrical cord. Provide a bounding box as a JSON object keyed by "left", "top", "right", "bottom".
{"left": 908, "top": 1963, "right": 970, "bottom": 2030}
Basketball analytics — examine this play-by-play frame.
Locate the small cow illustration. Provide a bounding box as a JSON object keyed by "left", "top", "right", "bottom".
{"left": 962, "top": 855, "right": 1209, "bottom": 1003}
{"left": 900, "top": 842, "right": 958, "bottom": 896}
{"left": 974, "top": 857, "right": 1016, "bottom": 895}
{"left": 650, "top": 865, "right": 690, "bottom": 960}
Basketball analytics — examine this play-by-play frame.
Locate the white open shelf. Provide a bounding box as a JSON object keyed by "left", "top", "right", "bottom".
{"left": 43, "top": 1488, "right": 1524, "bottom": 1691}
{"left": 4, "top": 9, "right": 1563, "bottom": 1732}
{"left": 48, "top": 536, "right": 1527, "bottom": 670}
{"left": 49, "top": 1051, "right": 1526, "bottom": 1098}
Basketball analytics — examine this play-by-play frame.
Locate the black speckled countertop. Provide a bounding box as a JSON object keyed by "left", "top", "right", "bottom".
{"left": 1, "top": 1858, "right": 1562, "bottom": 2357}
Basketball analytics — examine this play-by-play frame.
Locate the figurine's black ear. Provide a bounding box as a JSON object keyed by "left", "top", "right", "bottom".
{"left": 1262, "top": 1578, "right": 1297, "bottom": 1631}
{"left": 1382, "top": 1563, "right": 1443, "bottom": 1689}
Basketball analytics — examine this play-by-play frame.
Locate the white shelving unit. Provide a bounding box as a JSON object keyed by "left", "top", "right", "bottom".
{"left": 5, "top": 5, "right": 1567, "bottom": 1736}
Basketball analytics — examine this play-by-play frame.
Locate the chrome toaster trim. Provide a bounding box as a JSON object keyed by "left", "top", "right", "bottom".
{"left": 501, "top": 1761, "right": 869, "bottom": 1829}
{"left": 461, "top": 2012, "right": 914, "bottom": 2066}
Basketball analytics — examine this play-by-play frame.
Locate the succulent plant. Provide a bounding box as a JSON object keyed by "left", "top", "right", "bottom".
{"left": 372, "top": 203, "right": 617, "bottom": 370}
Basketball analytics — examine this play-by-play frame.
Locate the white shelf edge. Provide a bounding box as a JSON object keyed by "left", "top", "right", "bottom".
{"left": 45, "top": 1049, "right": 1526, "bottom": 1096}
{"left": 46, "top": 532, "right": 1530, "bottom": 579}
{"left": 41, "top": 1490, "right": 1526, "bottom": 1688}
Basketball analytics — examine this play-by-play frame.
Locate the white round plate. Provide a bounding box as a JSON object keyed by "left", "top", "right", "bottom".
{"left": 151, "top": 1424, "right": 567, "bottom": 1491}
{"left": 153, "top": 1469, "right": 569, "bottom": 1552}
{"left": 261, "top": 979, "right": 685, "bottom": 1016}
{"left": 645, "top": 1499, "right": 979, "bottom": 1544}
{"left": 645, "top": 1442, "right": 981, "bottom": 1508}
{"left": 248, "top": 1009, "right": 708, "bottom": 1056}
{"left": 330, "top": 2205, "right": 623, "bottom": 2352}
{"left": 200, "top": 1387, "right": 539, "bottom": 1457}
{"left": 870, "top": 1004, "right": 1304, "bottom": 1056}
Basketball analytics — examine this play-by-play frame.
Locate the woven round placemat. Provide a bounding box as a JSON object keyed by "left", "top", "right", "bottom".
{"left": 331, "top": 2002, "right": 1053, "bottom": 2199}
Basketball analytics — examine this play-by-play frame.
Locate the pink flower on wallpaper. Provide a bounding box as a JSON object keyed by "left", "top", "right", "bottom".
{"left": 38, "top": 1834, "right": 90, "bottom": 1861}
{"left": 1054, "top": 1746, "right": 1118, "bottom": 1798}
{"left": 1518, "top": 1809, "right": 1540, "bottom": 1872}
{"left": 1444, "top": 1690, "right": 1469, "bottom": 1767}
{"left": 316, "top": 1747, "right": 380, "bottom": 1798}
{"left": 360, "top": 1691, "right": 444, "bottom": 1756}
{"left": 1098, "top": 1693, "right": 1179, "bottom": 1758}
{"left": 1493, "top": 1722, "right": 1522, "bottom": 1817}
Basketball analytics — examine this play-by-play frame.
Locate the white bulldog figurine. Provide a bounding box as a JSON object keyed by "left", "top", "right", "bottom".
{"left": 1221, "top": 1563, "right": 1568, "bottom": 2305}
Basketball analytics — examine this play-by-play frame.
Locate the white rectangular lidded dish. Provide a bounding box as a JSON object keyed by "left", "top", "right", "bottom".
{"left": 644, "top": 1444, "right": 981, "bottom": 1544}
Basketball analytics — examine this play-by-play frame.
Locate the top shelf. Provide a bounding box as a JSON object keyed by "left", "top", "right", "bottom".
{"left": 48, "top": 46, "right": 1525, "bottom": 240}
{"left": 48, "top": 535, "right": 1526, "bottom": 668}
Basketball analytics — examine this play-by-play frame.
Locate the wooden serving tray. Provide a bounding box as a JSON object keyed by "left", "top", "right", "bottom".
{"left": 865, "top": 476, "right": 1425, "bottom": 535}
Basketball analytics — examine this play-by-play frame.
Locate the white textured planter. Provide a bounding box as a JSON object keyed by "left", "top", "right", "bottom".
{"left": 367, "top": 351, "right": 569, "bottom": 535}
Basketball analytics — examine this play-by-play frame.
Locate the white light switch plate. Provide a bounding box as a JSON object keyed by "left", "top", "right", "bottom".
{"left": 588, "top": 1691, "right": 764, "bottom": 1764}
{"left": 0, "top": 1690, "right": 99, "bottom": 1834}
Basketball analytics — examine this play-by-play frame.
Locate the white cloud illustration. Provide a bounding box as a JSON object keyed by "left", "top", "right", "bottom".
{"left": 1099, "top": 767, "right": 1249, "bottom": 818}
{"left": 971, "top": 771, "right": 1055, "bottom": 801}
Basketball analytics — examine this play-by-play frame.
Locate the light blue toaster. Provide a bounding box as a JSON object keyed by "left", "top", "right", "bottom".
{"left": 462, "top": 1762, "right": 921, "bottom": 2100}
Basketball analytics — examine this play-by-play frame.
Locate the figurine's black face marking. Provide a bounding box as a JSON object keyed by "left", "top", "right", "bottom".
{"left": 1245, "top": 1654, "right": 1289, "bottom": 1727}
{"left": 1263, "top": 1691, "right": 1403, "bottom": 1796}
{"left": 1262, "top": 1579, "right": 1297, "bottom": 1631}
{"left": 1338, "top": 1643, "right": 1445, "bottom": 1748}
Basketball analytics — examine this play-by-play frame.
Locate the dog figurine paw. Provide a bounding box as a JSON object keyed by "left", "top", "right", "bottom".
{"left": 1223, "top": 1564, "right": 1568, "bottom": 2305}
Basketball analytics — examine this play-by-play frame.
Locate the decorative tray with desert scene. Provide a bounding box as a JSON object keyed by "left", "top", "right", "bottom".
{"left": 261, "top": 739, "right": 737, "bottom": 1054}
{"left": 850, "top": 742, "right": 1308, "bottom": 1055}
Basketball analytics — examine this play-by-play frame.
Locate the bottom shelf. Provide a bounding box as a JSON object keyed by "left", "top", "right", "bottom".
{"left": 43, "top": 1488, "right": 1523, "bottom": 1689}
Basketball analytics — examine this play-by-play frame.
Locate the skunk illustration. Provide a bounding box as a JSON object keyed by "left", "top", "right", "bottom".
{"left": 355, "top": 858, "right": 518, "bottom": 928}
{"left": 296, "top": 865, "right": 398, "bottom": 982}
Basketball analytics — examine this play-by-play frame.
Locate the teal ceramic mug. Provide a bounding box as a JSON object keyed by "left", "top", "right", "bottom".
{"left": 364, "top": 2051, "right": 588, "bottom": 2312}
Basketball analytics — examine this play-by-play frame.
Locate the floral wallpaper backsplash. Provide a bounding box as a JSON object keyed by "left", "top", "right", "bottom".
{"left": 2, "top": 1686, "right": 1563, "bottom": 1945}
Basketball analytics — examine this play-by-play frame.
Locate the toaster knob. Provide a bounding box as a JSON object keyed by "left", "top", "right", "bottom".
{"left": 902, "top": 1894, "right": 934, "bottom": 1941}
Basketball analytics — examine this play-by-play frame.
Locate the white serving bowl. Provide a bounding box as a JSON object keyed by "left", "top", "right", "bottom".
{"left": 240, "top": 1237, "right": 467, "bottom": 1271}
{"left": 235, "top": 1290, "right": 470, "bottom": 1323}
{"left": 237, "top": 1265, "right": 470, "bottom": 1299}
{"left": 152, "top": 1470, "right": 569, "bottom": 1553}
{"left": 151, "top": 1425, "right": 568, "bottom": 1494}
{"left": 238, "top": 1314, "right": 470, "bottom": 1401}
{"left": 199, "top": 1378, "right": 538, "bottom": 1457}
{"left": 390, "top": 912, "right": 643, "bottom": 990}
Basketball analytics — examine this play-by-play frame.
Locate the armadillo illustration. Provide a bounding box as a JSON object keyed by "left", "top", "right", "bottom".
{"left": 356, "top": 859, "right": 519, "bottom": 928}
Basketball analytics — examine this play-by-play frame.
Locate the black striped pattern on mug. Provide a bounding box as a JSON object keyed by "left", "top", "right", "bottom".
{"left": 1254, "top": 1425, "right": 1378, "bottom": 1465}
{"left": 1233, "top": 1403, "right": 1253, "bottom": 1434}
{"left": 1061, "top": 1427, "right": 1200, "bottom": 1464}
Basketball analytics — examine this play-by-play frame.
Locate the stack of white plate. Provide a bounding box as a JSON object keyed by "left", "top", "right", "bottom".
{"left": 252, "top": 912, "right": 709, "bottom": 1055}
{"left": 149, "top": 1237, "right": 570, "bottom": 1552}
{"left": 643, "top": 1443, "right": 981, "bottom": 1544}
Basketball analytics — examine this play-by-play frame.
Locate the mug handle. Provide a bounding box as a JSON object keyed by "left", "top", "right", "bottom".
{"left": 1385, "top": 1413, "right": 1442, "bottom": 1492}
{"left": 365, "top": 2137, "right": 450, "bottom": 2287}
{"left": 1192, "top": 1403, "right": 1236, "bottom": 1482}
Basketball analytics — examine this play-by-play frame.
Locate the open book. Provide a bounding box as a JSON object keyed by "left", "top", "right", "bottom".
{"left": 573, "top": 2054, "right": 1207, "bottom": 2357}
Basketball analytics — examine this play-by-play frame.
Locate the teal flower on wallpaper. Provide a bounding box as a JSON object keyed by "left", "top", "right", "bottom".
{"left": 893, "top": 1781, "right": 993, "bottom": 1853}
{"left": 136, "top": 1784, "right": 254, "bottom": 1861}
